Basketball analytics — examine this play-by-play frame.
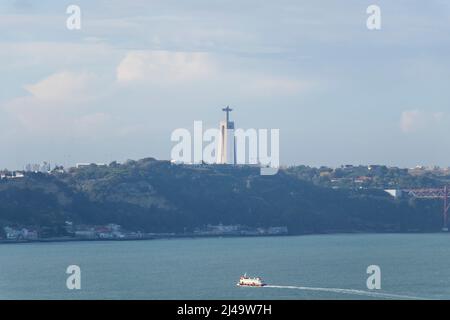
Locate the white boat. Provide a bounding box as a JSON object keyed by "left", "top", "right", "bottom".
{"left": 236, "top": 273, "right": 266, "bottom": 287}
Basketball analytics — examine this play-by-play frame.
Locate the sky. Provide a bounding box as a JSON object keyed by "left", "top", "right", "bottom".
{"left": 1, "top": 0, "right": 450, "bottom": 169}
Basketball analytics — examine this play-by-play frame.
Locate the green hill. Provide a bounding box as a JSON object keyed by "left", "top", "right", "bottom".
{"left": 0, "top": 158, "right": 444, "bottom": 236}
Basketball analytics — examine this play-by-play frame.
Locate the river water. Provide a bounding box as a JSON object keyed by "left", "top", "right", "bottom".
{"left": 0, "top": 234, "right": 449, "bottom": 299}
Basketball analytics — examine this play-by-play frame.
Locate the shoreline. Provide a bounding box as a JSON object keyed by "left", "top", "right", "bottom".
{"left": 0, "top": 230, "right": 447, "bottom": 245}
{"left": 0, "top": 233, "right": 290, "bottom": 245}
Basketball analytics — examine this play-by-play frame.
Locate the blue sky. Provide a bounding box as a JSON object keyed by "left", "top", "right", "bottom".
{"left": 1, "top": 0, "right": 450, "bottom": 169}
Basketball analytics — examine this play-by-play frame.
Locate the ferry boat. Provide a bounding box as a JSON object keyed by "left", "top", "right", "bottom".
{"left": 236, "top": 274, "right": 266, "bottom": 287}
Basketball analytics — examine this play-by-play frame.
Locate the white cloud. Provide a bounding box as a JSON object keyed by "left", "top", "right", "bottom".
{"left": 2, "top": 71, "right": 108, "bottom": 135}
{"left": 24, "top": 71, "right": 97, "bottom": 102}
{"left": 0, "top": 42, "right": 117, "bottom": 69}
{"left": 400, "top": 110, "right": 445, "bottom": 133}
{"left": 116, "top": 50, "right": 215, "bottom": 83}
{"left": 3, "top": 96, "right": 111, "bottom": 136}
{"left": 2, "top": 48, "right": 313, "bottom": 147}
{"left": 115, "top": 50, "right": 310, "bottom": 97}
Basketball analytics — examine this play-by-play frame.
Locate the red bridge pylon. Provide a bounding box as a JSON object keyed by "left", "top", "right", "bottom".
{"left": 404, "top": 186, "right": 450, "bottom": 231}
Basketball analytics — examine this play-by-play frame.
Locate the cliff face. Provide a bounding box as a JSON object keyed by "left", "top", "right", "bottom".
{"left": 0, "top": 158, "right": 443, "bottom": 235}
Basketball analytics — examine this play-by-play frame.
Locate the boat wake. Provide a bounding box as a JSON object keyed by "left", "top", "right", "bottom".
{"left": 264, "top": 285, "right": 426, "bottom": 300}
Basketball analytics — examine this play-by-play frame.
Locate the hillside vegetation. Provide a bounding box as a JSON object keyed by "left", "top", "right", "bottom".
{"left": 0, "top": 158, "right": 444, "bottom": 236}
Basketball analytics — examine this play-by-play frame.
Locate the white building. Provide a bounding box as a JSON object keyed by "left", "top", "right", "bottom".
{"left": 385, "top": 189, "right": 402, "bottom": 198}
{"left": 12, "top": 172, "right": 24, "bottom": 178}
{"left": 3, "top": 227, "right": 38, "bottom": 240}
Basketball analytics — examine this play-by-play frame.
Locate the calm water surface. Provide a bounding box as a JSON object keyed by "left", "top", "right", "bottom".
{"left": 0, "top": 234, "right": 449, "bottom": 299}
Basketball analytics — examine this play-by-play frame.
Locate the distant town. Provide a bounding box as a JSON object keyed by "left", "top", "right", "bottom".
{"left": 2, "top": 222, "right": 288, "bottom": 243}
